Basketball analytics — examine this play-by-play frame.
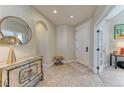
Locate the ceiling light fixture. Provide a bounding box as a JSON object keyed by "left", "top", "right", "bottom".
{"left": 70, "top": 16, "right": 74, "bottom": 19}
{"left": 53, "top": 10, "right": 58, "bottom": 14}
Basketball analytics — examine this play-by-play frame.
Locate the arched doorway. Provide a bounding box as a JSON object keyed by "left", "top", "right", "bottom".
{"left": 35, "top": 21, "right": 48, "bottom": 65}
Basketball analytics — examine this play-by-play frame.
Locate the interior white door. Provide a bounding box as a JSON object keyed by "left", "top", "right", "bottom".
{"left": 75, "top": 26, "right": 89, "bottom": 67}
{"left": 96, "top": 28, "right": 105, "bottom": 73}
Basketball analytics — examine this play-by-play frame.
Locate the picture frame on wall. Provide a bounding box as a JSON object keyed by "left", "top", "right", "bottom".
{"left": 114, "top": 24, "right": 124, "bottom": 39}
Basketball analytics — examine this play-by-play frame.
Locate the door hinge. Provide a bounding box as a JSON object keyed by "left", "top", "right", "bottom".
{"left": 97, "top": 67, "right": 100, "bottom": 69}
{"left": 97, "top": 48, "right": 100, "bottom": 51}
{"left": 97, "top": 30, "right": 100, "bottom": 33}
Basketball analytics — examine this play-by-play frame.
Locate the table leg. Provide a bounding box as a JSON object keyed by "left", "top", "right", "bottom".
{"left": 110, "top": 54, "right": 112, "bottom": 66}
{"left": 115, "top": 56, "right": 117, "bottom": 69}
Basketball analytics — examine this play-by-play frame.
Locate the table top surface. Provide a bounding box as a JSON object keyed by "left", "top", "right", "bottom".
{"left": 0, "top": 56, "right": 42, "bottom": 69}
{"left": 111, "top": 53, "right": 124, "bottom": 57}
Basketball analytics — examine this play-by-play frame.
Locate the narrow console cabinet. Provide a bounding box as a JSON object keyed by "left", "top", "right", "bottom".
{"left": 0, "top": 69, "right": 2, "bottom": 86}
{"left": 0, "top": 56, "right": 43, "bottom": 87}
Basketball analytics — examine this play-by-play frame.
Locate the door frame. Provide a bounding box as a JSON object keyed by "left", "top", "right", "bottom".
{"left": 93, "top": 25, "right": 106, "bottom": 74}
{"left": 96, "top": 27, "right": 105, "bottom": 73}
{"left": 93, "top": 6, "right": 114, "bottom": 73}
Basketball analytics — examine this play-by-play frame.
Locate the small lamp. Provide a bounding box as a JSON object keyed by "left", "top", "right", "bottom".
{"left": 116, "top": 42, "right": 124, "bottom": 55}
{"left": 7, "top": 37, "right": 16, "bottom": 64}
{"left": 6, "top": 36, "right": 22, "bottom": 64}
{"left": 7, "top": 46, "right": 16, "bottom": 64}
{"left": 0, "top": 35, "right": 22, "bottom": 64}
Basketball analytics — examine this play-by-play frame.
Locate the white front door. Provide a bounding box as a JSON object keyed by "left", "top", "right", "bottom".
{"left": 96, "top": 27, "right": 105, "bottom": 73}
{"left": 75, "top": 25, "right": 89, "bottom": 67}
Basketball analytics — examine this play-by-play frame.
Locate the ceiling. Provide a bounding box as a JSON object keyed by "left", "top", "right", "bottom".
{"left": 33, "top": 5, "right": 98, "bottom": 26}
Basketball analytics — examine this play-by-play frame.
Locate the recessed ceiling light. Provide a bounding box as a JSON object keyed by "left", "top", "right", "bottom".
{"left": 53, "top": 10, "right": 58, "bottom": 14}
{"left": 70, "top": 16, "right": 74, "bottom": 19}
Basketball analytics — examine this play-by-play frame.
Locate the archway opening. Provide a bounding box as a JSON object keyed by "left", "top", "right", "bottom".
{"left": 35, "top": 21, "right": 48, "bottom": 65}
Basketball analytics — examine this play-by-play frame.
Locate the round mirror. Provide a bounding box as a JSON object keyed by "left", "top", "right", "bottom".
{"left": 0, "top": 16, "right": 32, "bottom": 46}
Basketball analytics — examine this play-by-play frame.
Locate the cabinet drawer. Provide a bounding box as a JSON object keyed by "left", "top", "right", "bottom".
{"left": 8, "top": 64, "right": 30, "bottom": 87}
{"left": 30, "top": 60, "right": 42, "bottom": 80}
{"left": 1, "top": 56, "right": 43, "bottom": 87}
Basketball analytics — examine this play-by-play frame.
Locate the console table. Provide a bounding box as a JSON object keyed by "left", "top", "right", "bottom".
{"left": 110, "top": 53, "right": 124, "bottom": 69}
{"left": 0, "top": 56, "right": 43, "bottom": 87}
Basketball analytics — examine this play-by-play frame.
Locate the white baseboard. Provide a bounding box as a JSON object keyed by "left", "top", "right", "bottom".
{"left": 43, "top": 63, "right": 54, "bottom": 68}
{"left": 63, "top": 60, "right": 76, "bottom": 63}
{"left": 43, "top": 60, "right": 93, "bottom": 70}
{"left": 75, "top": 61, "right": 93, "bottom": 70}
{"left": 43, "top": 60, "right": 76, "bottom": 68}
{"left": 75, "top": 61, "right": 92, "bottom": 69}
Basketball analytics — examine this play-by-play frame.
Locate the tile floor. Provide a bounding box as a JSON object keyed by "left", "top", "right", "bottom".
{"left": 36, "top": 62, "right": 124, "bottom": 87}
{"left": 99, "top": 66, "right": 124, "bottom": 87}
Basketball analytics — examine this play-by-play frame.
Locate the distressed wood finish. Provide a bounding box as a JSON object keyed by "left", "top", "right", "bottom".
{"left": 0, "top": 69, "right": 2, "bottom": 87}
{"left": 0, "top": 56, "right": 43, "bottom": 87}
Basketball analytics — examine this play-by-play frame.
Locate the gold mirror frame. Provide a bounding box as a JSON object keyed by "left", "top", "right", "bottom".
{"left": 0, "top": 16, "right": 32, "bottom": 46}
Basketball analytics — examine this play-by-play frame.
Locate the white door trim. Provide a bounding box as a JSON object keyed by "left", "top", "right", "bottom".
{"left": 93, "top": 6, "right": 114, "bottom": 73}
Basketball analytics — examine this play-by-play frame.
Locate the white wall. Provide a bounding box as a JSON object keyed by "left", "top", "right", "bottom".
{"left": 35, "top": 22, "right": 49, "bottom": 66}
{"left": 56, "top": 25, "right": 76, "bottom": 61}
{"left": 36, "top": 21, "right": 56, "bottom": 66}
{"left": 0, "top": 6, "right": 56, "bottom": 66}
{"left": 48, "top": 23, "right": 56, "bottom": 64}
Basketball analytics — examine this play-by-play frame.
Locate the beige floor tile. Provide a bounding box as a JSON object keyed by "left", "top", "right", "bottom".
{"left": 36, "top": 63, "right": 103, "bottom": 87}
{"left": 36, "top": 63, "right": 124, "bottom": 87}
